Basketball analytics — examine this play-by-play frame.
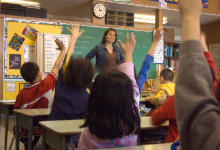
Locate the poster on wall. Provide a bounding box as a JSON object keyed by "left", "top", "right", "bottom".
{"left": 22, "top": 25, "right": 38, "bottom": 41}
{"left": 8, "top": 33, "right": 25, "bottom": 51}
{"left": 149, "top": 0, "right": 208, "bottom": 8}
{"left": 44, "top": 34, "right": 69, "bottom": 72}
{"left": 24, "top": 45, "right": 35, "bottom": 63}
{"left": 9, "top": 54, "right": 21, "bottom": 69}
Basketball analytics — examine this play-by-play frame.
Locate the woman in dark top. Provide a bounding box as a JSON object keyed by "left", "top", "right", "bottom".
{"left": 86, "top": 28, "right": 124, "bottom": 73}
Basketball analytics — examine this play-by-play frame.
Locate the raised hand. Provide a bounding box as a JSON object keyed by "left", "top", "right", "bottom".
{"left": 153, "top": 26, "right": 163, "bottom": 44}
{"left": 178, "top": 0, "right": 202, "bottom": 21}
{"left": 118, "top": 32, "right": 136, "bottom": 62}
{"left": 55, "top": 39, "right": 65, "bottom": 51}
{"left": 66, "top": 22, "right": 85, "bottom": 40}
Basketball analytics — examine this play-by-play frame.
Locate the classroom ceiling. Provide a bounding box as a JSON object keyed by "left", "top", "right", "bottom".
{"left": 19, "top": 0, "right": 220, "bottom": 27}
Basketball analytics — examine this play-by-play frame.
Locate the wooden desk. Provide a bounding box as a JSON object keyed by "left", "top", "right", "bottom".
{"left": 140, "top": 97, "right": 147, "bottom": 102}
{"left": 40, "top": 117, "right": 169, "bottom": 150}
{"left": 0, "top": 101, "right": 15, "bottom": 150}
{"left": 13, "top": 108, "right": 51, "bottom": 150}
{"left": 140, "top": 91, "right": 156, "bottom": 98}
{"left": 96, "top": 143, "right": 172, "bottom": 150}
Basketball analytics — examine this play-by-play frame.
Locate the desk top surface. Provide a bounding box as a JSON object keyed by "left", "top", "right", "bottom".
{"left": 39, "top": 117, "right": 169, "bottom": 135}
{"left": 139, "top": 98, "right": 147, "bottom": 102}
{"left": 95, "top": 143, "right": 172, "bottom": 150}
{"left": 13, "top": 108, "right": 51, "bottom": 117}
{"left": 0, "top": 100, "right": 15, "bottom": 106}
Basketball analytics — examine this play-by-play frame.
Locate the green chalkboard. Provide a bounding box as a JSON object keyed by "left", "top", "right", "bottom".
{"left": 63, "top": 25, "right": 157, "bottom": 79}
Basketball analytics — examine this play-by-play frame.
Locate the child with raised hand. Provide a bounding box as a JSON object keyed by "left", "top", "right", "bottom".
{"left": 47, "top": 23, "right": 93, "bottom": 149}
{"left": 137, "top": 26, "right": 163, "bottom": 93}
{"left": 201, "top": 32, "right": 218, "bottom": 96}
{"left": 175, "top": 0, "right": 220, "bottom": 150}
{"left": 78, "top": 33, "right": 140, "bottom": 149}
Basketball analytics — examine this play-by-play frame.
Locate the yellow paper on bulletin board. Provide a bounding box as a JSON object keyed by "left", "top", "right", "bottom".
{"left": 7, "top": 21, "right": 61, "bottom": 75}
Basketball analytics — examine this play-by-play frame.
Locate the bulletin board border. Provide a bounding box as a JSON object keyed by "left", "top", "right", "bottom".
{"left": 4, "top": 18, "right": 62, "bottom": 79}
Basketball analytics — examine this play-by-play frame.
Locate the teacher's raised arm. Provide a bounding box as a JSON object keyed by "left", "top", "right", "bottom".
{"left": 85, "top": 28, "right": 124, "bottom": 73}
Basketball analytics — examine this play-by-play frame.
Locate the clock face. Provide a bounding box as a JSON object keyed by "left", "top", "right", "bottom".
{"left": 93, "top": 3, "right": 106, "bottom": 18}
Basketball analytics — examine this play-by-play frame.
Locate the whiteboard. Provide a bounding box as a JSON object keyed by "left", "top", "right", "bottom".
{"left": 44, "top": 33, "right": 69, "bottom": 72}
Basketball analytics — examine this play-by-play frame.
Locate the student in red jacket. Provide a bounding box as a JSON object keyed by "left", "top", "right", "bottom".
{"left": 151, "top": 33, "right": 218, "bottom": 143}
{"left": 201, "top": 32, "right": 218, "bottom": 96}
{"left": 151, "top": 95, "right": 178, "bottom": 143}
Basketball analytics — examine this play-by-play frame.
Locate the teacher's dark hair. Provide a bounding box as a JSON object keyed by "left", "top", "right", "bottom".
{"left": 100, "top": 28, "right": 117, "bottom": 44}
{"left": 80, "top": 70, "right": 140, "bottom": 139}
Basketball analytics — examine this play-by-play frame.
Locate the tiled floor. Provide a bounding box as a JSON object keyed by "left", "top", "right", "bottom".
{"left": 0, "top": 124, "right": 25, "bottom": 150}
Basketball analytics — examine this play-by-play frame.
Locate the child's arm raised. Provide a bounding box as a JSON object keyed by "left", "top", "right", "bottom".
{"left": 117, "top": 33, "right": 139, "bottom": 99}
{"left": 175, "top": 0, "right": 220, "bottom": 150}
{"left": 51, "top": 39, "right": 66, "bottom": 76}
{"left": 201, "top": 33, "right": 218, "bottom": 96}
{"left": 137, "top": 26, "right": 163, "bottom": 93}
{"left": 62, "top": 23, "right": 84, "bottom": 73}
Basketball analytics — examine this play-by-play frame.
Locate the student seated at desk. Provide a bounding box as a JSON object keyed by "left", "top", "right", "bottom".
{"left": 48, "top": 23, "right": 93, "bottom": 149}
{"left": 14, "top": 34, "right": 66, "bottom": 149}
{"left": 150, "top": 32, "right": 218, "bottom": 144}
{"left": 145, "top": 69, "right": 175, "bottom": 109}
{"left": 78, "top": 33, "right": 140, "bottom": 149}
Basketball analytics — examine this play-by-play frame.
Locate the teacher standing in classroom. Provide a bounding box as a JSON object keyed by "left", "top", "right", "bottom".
{"left": 85, "top": 28, "right": 124, "bottom": 73}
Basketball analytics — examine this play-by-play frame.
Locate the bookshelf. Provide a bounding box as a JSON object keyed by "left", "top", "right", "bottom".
{"left": 164, "top": 42, "right": 180, "bottom": 75}
{"left": 105, "top": 10, "right": 134, "bottom": 27}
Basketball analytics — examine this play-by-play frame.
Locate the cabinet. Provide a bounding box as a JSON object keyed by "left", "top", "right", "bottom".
{"left": 106, "top": 10, "right": 134, "bottom": 27}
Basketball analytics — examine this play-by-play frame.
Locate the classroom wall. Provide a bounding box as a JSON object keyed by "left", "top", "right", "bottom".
{"left": 201, "top": 20, "right": 220, "bottom": 75}
{"left": 47, "top": 14, "right": 90, "bottom": 22}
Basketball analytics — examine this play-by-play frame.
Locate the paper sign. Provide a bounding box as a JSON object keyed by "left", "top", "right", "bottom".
{"left": 44, "top": 34, "right": 69, "bottom": 72}
{"left": 153, "top": 32, "right": 164, "bottom": 64}
{"left": 159, "top": 2, "right": 167, "bottom": 8}
{"left": 6, "top": 82, "right": 16, "bottom": 92}
{"left": 24, "top": 45, "right": 35, "bottom": 63}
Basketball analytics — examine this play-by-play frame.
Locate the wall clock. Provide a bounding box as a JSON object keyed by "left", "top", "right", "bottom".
{"left": 93, "top": 3, "right": 106, "bottom": 18}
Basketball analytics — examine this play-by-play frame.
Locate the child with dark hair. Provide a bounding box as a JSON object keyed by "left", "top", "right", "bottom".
{"left": 150, "top": 32, "right": 219, "bottom": 144}
{"left": 15, "top": 39, "right": 65, "bottom": 109}
{"left": 145, "top": 68, "right": 175, "bottom": 108}
{"left": 14, "top": 36, "right": 65, "bottom": 150}
{"left": 49, "top": 23, "right": 91, "bottom": 121}
{"left": 44, "top": 23, "right": 94, "bottom": 149}
{"left": 78, "top": 33, "right": 140, "bottom": 149}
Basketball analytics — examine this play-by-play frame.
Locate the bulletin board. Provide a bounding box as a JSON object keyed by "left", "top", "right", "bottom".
{"left": 4, "top": 18, "right": 62, "bottom": 78}
{"left": 3, "top": 18, "right": 62, "bottom": 100}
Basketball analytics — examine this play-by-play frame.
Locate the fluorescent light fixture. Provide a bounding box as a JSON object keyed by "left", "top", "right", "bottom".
{"left": 134, "top": 14, "right": 168, "bottom": 24}
{"left": 1, "top": 0, "right": 39, "bottom": 5}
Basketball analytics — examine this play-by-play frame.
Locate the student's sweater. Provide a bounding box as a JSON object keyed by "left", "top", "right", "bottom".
{"left": 15, "top": 72, "right": 56, "bottom": 109}
{"left": 49, "top": 54, "right": 89, "bottom": 121}
{"left": 204, "top": 51, "right": 218, "bottom": 96}
{"left": 175, "top": 40, "right": 220, "bottom": 150}
{"left": 146, "top": 83, "right": 175, "bottom": 108}
{"left": 78, "top": 62, "right": 139, "bottom": 150}
{"left": 151, "top": 95, "right": 178, "bottom": 143}
{"left": 137, "top": 54, "right": 153, "bottom": 93}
